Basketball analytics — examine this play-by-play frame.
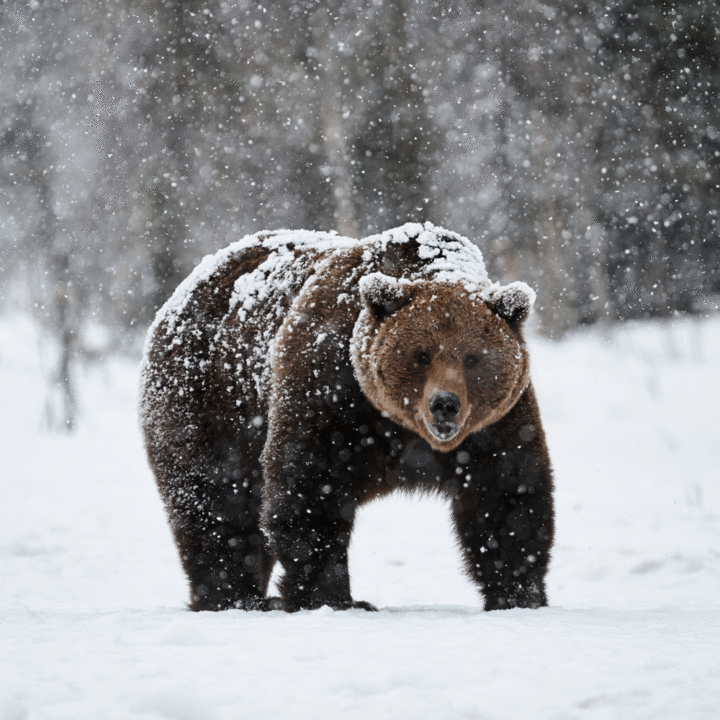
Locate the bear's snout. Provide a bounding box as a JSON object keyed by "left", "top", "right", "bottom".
{"left": 429, "top": 391, "right": 461, "bottom": 423}
{"left": 426, "top": 391, "right": 462, "bottom": 442}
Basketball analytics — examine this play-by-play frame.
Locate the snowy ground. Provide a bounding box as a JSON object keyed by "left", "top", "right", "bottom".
{"left": 1, "top": 313, "right": 719, "bottom": 720}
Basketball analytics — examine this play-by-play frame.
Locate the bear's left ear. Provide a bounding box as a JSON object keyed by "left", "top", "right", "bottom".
{"left": 486, "top": 281, "right": 536, "bottom": 324}
{"left": 359, "top": 272, "right": 414, "bottom": 322}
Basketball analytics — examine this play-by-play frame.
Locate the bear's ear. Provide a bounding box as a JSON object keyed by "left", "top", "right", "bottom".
{"left": 359, "top": 272, "right": 414, "bottom": 322}
{"left": 486, "top": 282, "right": 536, "bottom": 325}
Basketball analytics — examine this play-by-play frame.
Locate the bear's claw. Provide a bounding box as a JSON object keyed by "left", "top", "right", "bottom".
{"left": 348, "top": 600, "right": 378, "bottom": 612}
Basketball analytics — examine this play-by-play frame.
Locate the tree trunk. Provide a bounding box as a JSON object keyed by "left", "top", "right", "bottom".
{"left": 24, "top": 118, "right": 77, "bottom": 431}
{"left": 311, "top": 6, "right": 359, "bottom": 238}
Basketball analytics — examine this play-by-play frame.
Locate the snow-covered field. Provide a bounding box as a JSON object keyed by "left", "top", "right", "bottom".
{"left": 1, "top": 314, "right": 718, "bottom": 720}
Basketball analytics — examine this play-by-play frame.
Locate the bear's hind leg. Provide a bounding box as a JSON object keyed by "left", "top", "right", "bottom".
{"left": 159, "top": 452, "right": 278, "bottom": 612}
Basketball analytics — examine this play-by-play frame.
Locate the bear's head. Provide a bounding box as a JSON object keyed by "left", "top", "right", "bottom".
{"left": 352, "top": 273, "right": 534, "bottom": 452}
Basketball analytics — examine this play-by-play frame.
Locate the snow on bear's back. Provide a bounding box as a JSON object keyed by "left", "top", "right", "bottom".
{"left": 146, "top": 229, "right": 356, "bottom": 342}
{"left": 228, "top": 230, "right": 359, "bottom": 323}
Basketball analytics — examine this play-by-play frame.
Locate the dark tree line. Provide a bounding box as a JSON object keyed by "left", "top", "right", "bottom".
{"left": 1, "top": 0, "right": 718, "bottom": 427}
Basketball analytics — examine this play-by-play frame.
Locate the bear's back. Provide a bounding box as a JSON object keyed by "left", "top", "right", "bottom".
{"left": 140, "top": 231, "right": 357, "bottom": 449}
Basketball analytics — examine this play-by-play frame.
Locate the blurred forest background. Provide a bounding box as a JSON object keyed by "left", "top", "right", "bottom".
{"left": 1, "top": 0, "right": 719, "bottom": 430}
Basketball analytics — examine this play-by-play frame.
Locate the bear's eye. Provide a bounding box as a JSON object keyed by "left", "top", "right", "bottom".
{"left": 464, "top": 354, "right": 478, "bottom": 369}
{"left": 417, "top": 352, "right": 431, "bottom": 366}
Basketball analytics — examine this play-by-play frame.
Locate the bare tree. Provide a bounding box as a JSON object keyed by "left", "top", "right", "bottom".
{"left": 309, "top": 4, "right": 359, "bottom": 238}
{"left": 352, "top": 0, "right": 436, "bottom": 233}
{"left": 1, "top": 111, "right": 78, "bottom": 429}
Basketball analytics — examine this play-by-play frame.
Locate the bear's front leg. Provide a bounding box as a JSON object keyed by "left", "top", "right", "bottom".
{"left": 262, "top": 433, "right": 377, "bottom": 613}
{"left": 450, "top": 439, "right": 554, "bottom": 610}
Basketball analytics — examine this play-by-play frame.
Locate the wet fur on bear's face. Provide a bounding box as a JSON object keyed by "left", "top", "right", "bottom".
{"left": 353, "top": 278, "right": 531, "bottom": 452}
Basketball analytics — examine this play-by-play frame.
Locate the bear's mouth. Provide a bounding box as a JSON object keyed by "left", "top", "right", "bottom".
{"left": 426, "top": 420, "right": 460, "bottom": 442}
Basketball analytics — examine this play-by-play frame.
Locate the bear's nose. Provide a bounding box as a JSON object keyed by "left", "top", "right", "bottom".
{"left": 429, "top": 391, "right": 461, "bottom": 422}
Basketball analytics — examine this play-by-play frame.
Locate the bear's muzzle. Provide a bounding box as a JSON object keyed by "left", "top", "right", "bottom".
{"left": 427, "top": 391, "right": 461, "bottom": 440}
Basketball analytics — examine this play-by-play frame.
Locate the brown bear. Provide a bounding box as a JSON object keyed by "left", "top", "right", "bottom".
{"left": 140, "top": 222, "right": 554, "bottom": 612}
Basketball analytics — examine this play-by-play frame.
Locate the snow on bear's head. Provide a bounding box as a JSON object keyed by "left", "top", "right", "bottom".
{"left": 352, "top": 273, "right": 534, "bottom": 452}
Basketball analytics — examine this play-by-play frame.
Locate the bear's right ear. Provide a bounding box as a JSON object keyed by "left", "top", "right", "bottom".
{"left": 359, "top": 273, "right": 414, "bottom": 322}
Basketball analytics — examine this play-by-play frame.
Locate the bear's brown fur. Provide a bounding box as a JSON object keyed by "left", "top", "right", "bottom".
{"left": 141, "top": 223, "right": 554, "bottom": 612}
